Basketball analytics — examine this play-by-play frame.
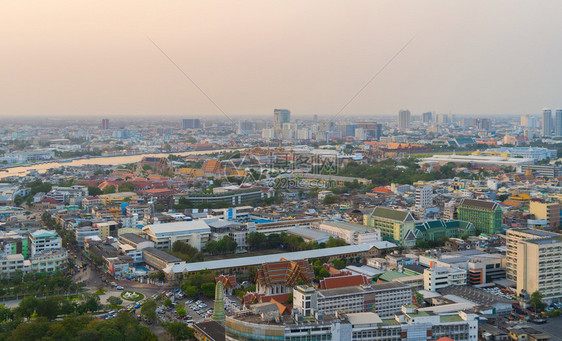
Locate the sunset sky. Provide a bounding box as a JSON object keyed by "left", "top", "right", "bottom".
{"left": 2, "top": 1, "right": 562, "bottom": 119}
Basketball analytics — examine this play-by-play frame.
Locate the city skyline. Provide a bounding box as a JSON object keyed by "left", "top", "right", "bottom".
{"left": 3, "top": 1, "right": 562, "bottom": 118}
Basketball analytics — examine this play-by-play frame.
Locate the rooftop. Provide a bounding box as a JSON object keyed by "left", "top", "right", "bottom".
{"left": 345, "top": 312, "right": 383, "bottom": 325}
{"left": 370, "top": 207, "right": 413, "bottom": 222}
{"left": 165, "top": 242, "right": 395, "bottom": 274}
{"left": 143, "top": 247, "right": 182, "bottom": 263}
{"left": 143, "top": 220, "right": 210, "bottom": 236}
{"left": 320, "top": 221, "right": 371, "bottom": 232}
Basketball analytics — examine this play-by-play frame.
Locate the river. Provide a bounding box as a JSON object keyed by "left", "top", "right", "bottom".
{"left": 0, "top": 149, "right": 238, "bottom": 179}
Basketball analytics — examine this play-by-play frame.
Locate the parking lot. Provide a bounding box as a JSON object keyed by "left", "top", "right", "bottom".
{"left": 154, "top": 290, "right": 216, "bottom": 326}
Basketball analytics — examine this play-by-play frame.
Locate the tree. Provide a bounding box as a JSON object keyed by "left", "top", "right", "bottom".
{"left": 201, "top": 283, "right": 216, "bottom": 298}
{"left": 118, "top": 182, "right": 135, "bottom": 192}
{"left": 141, "top": 300, "right": 157, "bottom": 322}
{"left": 326, "top": 237, "right": 347, "bottom": 248}
{"left": 103, "top": 185, "right": 116, "bottom": 194}
{"left": 87, "top": 185, "right": 103, "bottom": 196}
{"left": 14, "top": 195, "right": 23, "bottom": 206}
{"left": 530, "top": 291, "right": 546, "bottom": 310}
{"left": 176, "top": 306, "right": 187, "bottom": 318}
{"left": 15, "top": 296, "right": 38, "bottom": 320}
{"left": 148, "top": 270, "right": 166, "bottom": 282}
{"left": 332, "top": 259, "right": 346, "bottom": 270}
{"left": 166, "top": 322, "right": 194, "bottom": 341}
{"left": 79, "top": 293, "right": 101, "bottom": 313}
{"left": 183, "top": 285, "right": 198, "bottom": 298}
{"left": 415, "top": 292, "right": 425, "bottom": 306}
{"left": 322, "top": 194, "right": 340, "bottom": 205}
{"left": 10, "top": 318, "right": 51, "bottom": 341}
{"left": 164, "top": 297, "right": 173, "bottom": 308}
{"left": 107, "top": 296, "right": 123, "bottom": 307}
{"left": 247, "top": 232, "right": 267, "bottom": 251}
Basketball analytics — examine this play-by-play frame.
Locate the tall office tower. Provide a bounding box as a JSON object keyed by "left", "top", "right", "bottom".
{"left": 473, "top": 118, "right": 491, "bottom": 131}
{"left": 542, "top": 108, "right": 552, "bottom": 136}
{"left": 101, "top": 118, "right": 110, "bottom": 130}
{"left": 398, "top": 110, "right": 411, "bottom": 130}
{"left": 182, "top": 118, "right": 201, "bottom": 129}
{"left": 437, "top": 113, "right": 449, "bottom": 124}
{"left": 556, "top": 109, "right": 562, "bottom": 137}
{"left": 274, "top": 109, "right": 291, "bottom": 129}
{"left": 520, "top": 115, "right": 528, "bottom": 127}
{"left": 422, "top": 112, "right": 432, "bottom": 123}
{"left": 313, "top": 114, "right": 318, "bottom": 123}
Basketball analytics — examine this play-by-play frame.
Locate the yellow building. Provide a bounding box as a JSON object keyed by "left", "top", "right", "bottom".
{"left": 529, "top": 201, "right": 561, "bottom": 229}
{"left": 517, "top": 236, "right": 562, "bottom": 303}
{"left": 98, "top": 192, "right": 139, "bottom": 205}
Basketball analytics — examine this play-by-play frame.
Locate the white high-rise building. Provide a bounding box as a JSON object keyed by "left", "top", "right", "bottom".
{"left": 261, "top": 128, "right": 275, "bottom": 139}
{"left": 555, "top": 109, "right": 562, "bottom": 137}
{"left": 543, "top": 108, "right": 553, "bottom": 137}
{"left": 398, "top": 110, "right": 411, "bottom": 130}
{"left": 415, "top": 185, "right": 433, "bottom": 210}
{"left": 297, "top": 128, "right": 311, "bottom": 140}
{"left": 354, "top": 128, "right": 367, "bottom": 140}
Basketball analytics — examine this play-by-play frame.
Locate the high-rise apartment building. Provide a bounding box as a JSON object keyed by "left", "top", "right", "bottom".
{"left": 505, "top": 229, "right": 562, "bottom": 283}
{"left": 473, "top": 118, "right": 491, "bottom": 131}
{"left": 101, "top": 118, "right": 110, "bottom": 130}
{"left": 515, "top": 234, "right": 562, "bottom": 302}
{"left": 415, "top": 184, "right": 433, "bottom": 211}
{"left": 456, "top": 199, "right": 503, "bottom": 235}
{"left": 398, "top": 110, "right": 411, "bottom": 130}
{"left": 422, "top": 111, "right": 432, "bottom": 123}
{"left": 543, "top": 108, "right": 553, "bottom": 136}
{"left": 182, "top": 118, "right": 201, "bottom": 129}
{"left": 556, "top": 109, "right": 562, "bottom": 137}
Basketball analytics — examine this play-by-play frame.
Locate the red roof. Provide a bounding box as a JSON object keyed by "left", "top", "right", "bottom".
{"left": 373, "top": 187, "right": 392, "bottom": 194}
{"left": 39, "top": 198, "right": 60, "bottom": 204}
{"left": 319, "top": 274, "right": 369, "bottom": 289}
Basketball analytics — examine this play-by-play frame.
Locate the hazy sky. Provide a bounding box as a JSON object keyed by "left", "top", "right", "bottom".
{"left": 2, "top": 1, "right": 562, "bottom": 119}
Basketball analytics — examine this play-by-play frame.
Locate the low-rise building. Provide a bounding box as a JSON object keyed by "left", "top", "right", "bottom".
{"left": 29, "top": 229, "right": 61, "bottom": 259}
{"left": 315, "top": 221, "right": 381, "bottom": 245}
{"left": 142, "top": 247, "right": 183, "bottom": 270}
{"left": 142, "top": 220, "right": 211, "bottom": 250}
{"left": 294, "top": 282, "right": 412, "bottom": 318}
{"left": 364, "top": 207, "right": 415, "bottom": 245}
{"left": 423, "top": 267, "right": 467, "bottom": 291}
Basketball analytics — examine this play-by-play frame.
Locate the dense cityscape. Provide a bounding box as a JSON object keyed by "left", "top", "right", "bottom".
{"left": 0, "top": 110, "right": 560, "bottom": 340}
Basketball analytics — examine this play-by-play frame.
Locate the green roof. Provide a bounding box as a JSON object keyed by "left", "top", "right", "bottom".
{"left": 440, "top": 315, "right": 464, "bottom": 323}
{"left": 371, "top": 207, "right": 412, "bottom": 222}
{"left": 378, "top": 271, "right": 412, "bottom": 282}
{"left": 406, "top": 311, "right": 430, "bottom": 318}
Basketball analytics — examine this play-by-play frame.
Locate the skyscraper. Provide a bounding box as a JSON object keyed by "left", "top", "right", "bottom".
{"left": 182, "top": 118, "right": 201, "bottom": 129}
{"left": 555, "top": 109, "right": 562, "bottom": 137}
{"left": 273, "top": 109, "right": 291, "bottom": 128}
{"left": 101, "top": 118, "right": 109, "bottom": 130}
{"left": 422, "top": 112, "right": 432, "bottom": 123}
{"left": 398, "top": 110, "right": 411, "bottom": 130}
{"left": 542, "top": 108, "right": 552, "bottom": 137}
{"left": 473, "top": 118, "right": 490, "bottom": 131}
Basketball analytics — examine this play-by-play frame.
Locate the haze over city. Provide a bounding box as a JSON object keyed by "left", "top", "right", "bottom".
{"left": 3, "top": 2, "right": 562, "bottom": 341}
{"left": 3, "top": 0, "right": 562, "bottom": 118}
